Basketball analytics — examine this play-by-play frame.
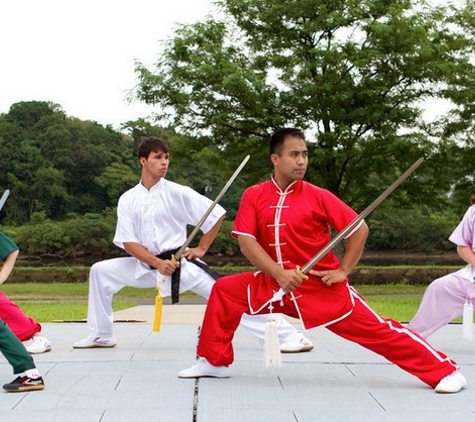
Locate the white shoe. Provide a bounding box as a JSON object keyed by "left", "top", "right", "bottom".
{"left": 279, "top": 332, "right": 314, "bottom": 353}
{"left": 178, "top": 358, "right": 231, "bottom": 379}
{"left": 72, "top": 333, "right": 117, "bottom": 348}
{"left": 435, "top": 370, "right": 467, "bottom": 394}
{"left": 26, "top": 336, "right": 52, "bottom": 354}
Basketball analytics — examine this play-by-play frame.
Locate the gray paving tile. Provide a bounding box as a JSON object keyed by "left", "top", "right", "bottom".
{"left": 0, "top": 313, "right": 473, "bottom": 421}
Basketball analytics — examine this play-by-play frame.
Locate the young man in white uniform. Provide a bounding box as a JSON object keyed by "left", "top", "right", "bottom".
{"left": 73, "top": 136, "right": 313, "bottom": 352}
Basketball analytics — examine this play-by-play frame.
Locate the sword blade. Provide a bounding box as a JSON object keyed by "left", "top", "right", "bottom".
{"left": 0, "top": 189, "right": 10, "bottom": 213}
{"left": 174, "top": 154, "right": 250, "bottom": 260}
{"left": 300, "top": 157, "right": 424, "bottom": 274}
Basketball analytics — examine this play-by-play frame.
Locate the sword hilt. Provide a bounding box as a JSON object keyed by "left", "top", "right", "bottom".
{"left": 295, "top": 266, "right": 309, "bottom": 280}
{"left": 270, "top": 266, "right": 308, "bottom": 302}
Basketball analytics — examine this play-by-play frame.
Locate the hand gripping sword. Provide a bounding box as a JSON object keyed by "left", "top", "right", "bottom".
{"left": 0, "top": 189, "right": 10, "bottom": 213}
{"left": 171, "top": 154, "right": 250, "bottom": 264}
{"left": 271, "top": 157, "right": 424, "bottom": 302}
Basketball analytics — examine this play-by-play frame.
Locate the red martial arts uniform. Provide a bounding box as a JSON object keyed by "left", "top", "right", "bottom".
{"left": 197, "top": 177, "right": 458, "bottom": 388}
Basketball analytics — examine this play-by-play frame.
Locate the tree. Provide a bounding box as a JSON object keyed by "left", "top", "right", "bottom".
{"left": 0, "top": 101, "right": 141, "bottom": 222}
{"left": 95, "top": 162, "right": 138, "bottom": 205}
{"left": 133, "top": 0, "right": 475, "bottom": 211}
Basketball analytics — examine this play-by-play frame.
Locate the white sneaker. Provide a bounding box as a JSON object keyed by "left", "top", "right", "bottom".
{"left": 178, "top": 358, "right": 231, "bottom": 379}
{"left": 279, "top": 332, "right": 314, "bottom": 353}
{"left": 435, "top": 370, "right": 467, "bottom": 394}
{"left": 26, "top": 336, "right": 52, "bottom": 354}
{"left": 72, "top": 333, "right": 117, "bottom": 348}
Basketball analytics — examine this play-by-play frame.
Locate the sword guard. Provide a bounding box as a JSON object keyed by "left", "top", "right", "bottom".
{"left": 171, "top": 255, "right": 179, "bottom": 266}
{"left": 296, "top": 266, "right": 309, "bottom": 280}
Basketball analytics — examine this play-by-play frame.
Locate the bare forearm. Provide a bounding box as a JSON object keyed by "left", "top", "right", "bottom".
{"left": 124, "top": 242, "right": 161, "bottom": 268}
{"left": 457, "top": 245, "right": 475, "bottom": 267}
{"left": 239, "top": 235, "right": 284, "bottom": 279}
{"left": 339, "top": 223, "right": 369, "bottom": 277}
{"left": 0, "top": 250, "right": 19, "bottom": 285}
{"left": 311, "top": 223, "right": 368, "bottom": 286}
{"left": 198, "top": 215, "right": 225, "bottom": 252}
{"left": 124, "top": 242, "right": 179, "bottom": 276}
{"left": 181, "top": 215, "right": 225, "bottom": 260}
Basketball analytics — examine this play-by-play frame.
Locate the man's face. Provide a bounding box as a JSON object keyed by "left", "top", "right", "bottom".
{"left": 140, "top": 149, "right": 169, "bottom": 180}
{"left": 271, "top": 136, "right": 308, "bottom": 187}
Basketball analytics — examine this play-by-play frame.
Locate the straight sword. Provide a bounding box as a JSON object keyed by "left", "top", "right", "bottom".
{"left": 0, "top": 189, "right": 10, "bottom": 213}
{"left": 172, "top": 154, "right": 250, "bottom": 263}
{"left": 272, "top": 157, "right": 424, "bottom": 301}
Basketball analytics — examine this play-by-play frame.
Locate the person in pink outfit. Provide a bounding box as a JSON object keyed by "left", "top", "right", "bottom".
{"left": 179, "top": 127, "right": 467, "bottom": 394}
{"left": 407, "top": 196, "right": 475, "bottom": 338}
{"left": 0, "top": 232, "right": 52, "bottom": 354}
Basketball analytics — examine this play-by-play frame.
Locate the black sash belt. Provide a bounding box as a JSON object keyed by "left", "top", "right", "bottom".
{"left": 156, "top": 248, "right": 221, "bottom": 304}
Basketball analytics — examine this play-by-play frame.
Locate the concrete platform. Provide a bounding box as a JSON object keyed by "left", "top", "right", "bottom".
{"left": 0, "top": 305, "right": 474, "bottom": 422}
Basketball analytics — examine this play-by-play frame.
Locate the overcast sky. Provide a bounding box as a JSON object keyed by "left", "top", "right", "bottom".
{"left": 1, "top": 0, "right": 450, "bottom": 132}
{"left": 0, "top": 0, "right": 216, "bottom": 130}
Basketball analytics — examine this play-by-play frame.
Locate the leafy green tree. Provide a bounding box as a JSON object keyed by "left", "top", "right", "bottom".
{"left": 133, "top": 0, "right": 475, "bottom": 210}
{"left": 16, "top": 212, "right": 71, "bottom": 255}
{"left": 65, "top": 213, "right": 118, "bottom": 254}
{"left": 95, "top": 163, "right": 139, "bottom": 205}
{"left": 6, "top": 101, "right": 63, "bottom": 132}
{"left": 0, "top": 101, "right": 141, "bottom": 222}
{"left": 31, "top": 167, "right": 69, "bottom": 217}
{"left": 365, "top": 205, "right": 461, "bottom": 251}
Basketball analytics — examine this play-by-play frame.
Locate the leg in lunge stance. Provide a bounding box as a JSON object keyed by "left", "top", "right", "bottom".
{"left": 190, "top": 271, "right": 313, "bottom": 353}
{"left": 327, "top": 289, "right": 464, "bottom": 392}
{"left": 409, "top": 197, "right": 475, "bottom": 339}
{"left": 0, "top": 319, "right": 45, "bottom": 392}
{"left": 74, "top": 258, "right": 312, "bottom": 352}
{"left": 407, "top": 271, "right": 474, "bottom": 339}
{"left": 179, "top": 276, "right": 466, "bottom": 393}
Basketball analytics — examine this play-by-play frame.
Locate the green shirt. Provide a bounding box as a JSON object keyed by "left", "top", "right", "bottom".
{"left": 0, "top": 232, "right": 19, "bottom": 262}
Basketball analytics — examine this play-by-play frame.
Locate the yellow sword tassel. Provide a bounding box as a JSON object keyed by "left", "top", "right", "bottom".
{"left": 153, "top": 283, "right": 163, "bottom": 332}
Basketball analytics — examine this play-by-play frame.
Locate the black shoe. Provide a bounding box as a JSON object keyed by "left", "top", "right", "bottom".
{"left": 3, "top": 376, "right": 45, "bottom": 392}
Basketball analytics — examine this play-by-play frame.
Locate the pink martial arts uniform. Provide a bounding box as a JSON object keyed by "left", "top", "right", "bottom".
{"left": 407, "top": 204, "right": 475, "bottom": 338}
{"left": 197, "top": 177, "right": 459, "bottom": 388}
{"left": 0, "top": 233, "right": 42, "bottom": 342}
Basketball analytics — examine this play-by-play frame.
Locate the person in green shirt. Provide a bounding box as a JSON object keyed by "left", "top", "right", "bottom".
{"left": 0, "top": 232, "right": 52, "bottom": 353}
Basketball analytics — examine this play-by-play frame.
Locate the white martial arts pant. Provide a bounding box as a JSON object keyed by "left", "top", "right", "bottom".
{"left": 86, "top": 257, "right": 298, "bottom": 343}
{"left": 407, "top": 269, "right": 475, "bottom": 338}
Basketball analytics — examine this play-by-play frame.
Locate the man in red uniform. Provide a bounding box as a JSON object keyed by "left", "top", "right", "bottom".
{"left": 179, "top": 127, "right": 467, "bottom": 393}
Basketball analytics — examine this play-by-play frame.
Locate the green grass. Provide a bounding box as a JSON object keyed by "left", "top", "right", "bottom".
{"left": 0, "top": 281, "right": 462, "bottom": 324}
{"left": 0, "top": 283, "right": 188, "bottom": 301}
{"left": 1, "top": 282, "right": 199, "bottom": 322}
{"left": 364, "top": 296, "right": 423, "bottom": 323}
{"left": 14, "top": 301, "right": 135, "bottom": 322}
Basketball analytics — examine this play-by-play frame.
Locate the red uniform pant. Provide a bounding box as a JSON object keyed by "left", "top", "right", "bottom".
{"left": 0, "top": 292, "right": 42, "bottom": 342}
{"left": 197, "top": 273, "right": 459, "bottom": 388}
